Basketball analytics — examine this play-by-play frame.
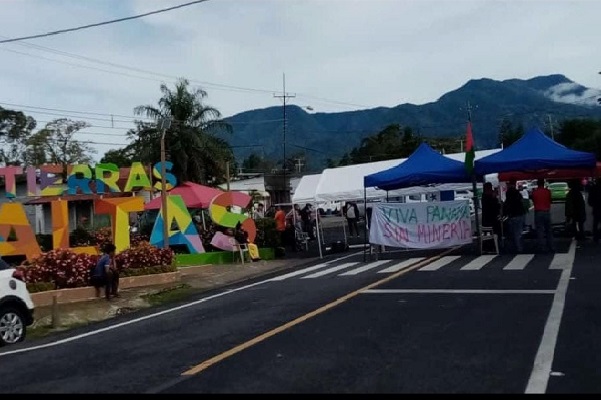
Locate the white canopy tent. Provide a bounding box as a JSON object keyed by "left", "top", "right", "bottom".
{"left": 290, "top": 173, "right": 325, "bottom": 259}
{"left": 314, "top": 148, "right": 502, "bottom": 202}
{"left": 291, "top": 173, "right": 322, "bottom": 204}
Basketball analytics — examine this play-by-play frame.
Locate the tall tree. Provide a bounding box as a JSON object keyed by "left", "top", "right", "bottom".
{"left": 498, "top": 118, "right": 524, "bottom": 148}
{"left": 556, "top": 118, "right": 601, "bottom": 160}
{"left": 241, "top": 153, "right": 275, "bottom": 173}
{"left": 0, "top": 106, "right": 37, "bottom": 166}
{"left": 100, "top": 146, "right": 136, "bottom": 167}
{"left": 337, "top": 124, "right": 422, "bottom": 165}
{"left": 131, "top": 78, "right": 233, "bottom": 184}
{"left": 26, "top": 118, "right": 96, "bottom": 175}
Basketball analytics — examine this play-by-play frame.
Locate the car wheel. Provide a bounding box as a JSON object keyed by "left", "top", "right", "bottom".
{"left": 0, "top": 306, "right": 26, "bottom": 346}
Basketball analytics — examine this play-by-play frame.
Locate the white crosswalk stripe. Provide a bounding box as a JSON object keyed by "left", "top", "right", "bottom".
{"left": 417, "top": 256, "right": 461, "bottom": 271}
{"left": 339, "top": 260, "right": 392, "bottom": 276}
{"left": 271, "top": 252, "right": 559, "bottom": 281}
{"left": 460, "top": 255, "right": 498, "bottom": 271}
{"left": 378, "top": 258, "right": 425, "bottom": 273}
{"left": 503, "top": 254, "right": 535, "bottom": 270}
{"left": 301, "top": 262, "right": 360, "bottom": 279}
{"left": 269, "top": 263, "right": 330, "bottom": 281}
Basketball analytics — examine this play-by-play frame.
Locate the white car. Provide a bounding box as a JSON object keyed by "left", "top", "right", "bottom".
{"left": 0, "top": 258, "right": 35, "bottom": 346}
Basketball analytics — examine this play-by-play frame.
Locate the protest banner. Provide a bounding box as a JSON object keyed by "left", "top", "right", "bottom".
{"left": 370, "top": 200, "right": 472, "bottom": 249}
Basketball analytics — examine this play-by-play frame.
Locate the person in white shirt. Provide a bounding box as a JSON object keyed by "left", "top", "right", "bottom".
{"left": 345, "top": 201, "right": 360, "bottom": 237}
{"left": 253, "top": 203, "right": 265, "bottom": 220}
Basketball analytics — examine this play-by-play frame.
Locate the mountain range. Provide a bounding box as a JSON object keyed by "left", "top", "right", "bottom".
{"left": 222, "top": 74, "right": 601, "bottom": 171}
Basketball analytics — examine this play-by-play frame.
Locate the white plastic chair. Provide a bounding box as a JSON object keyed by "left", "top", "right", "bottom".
{"left": 229, "top": 237, "right": 249, "bottom": 264}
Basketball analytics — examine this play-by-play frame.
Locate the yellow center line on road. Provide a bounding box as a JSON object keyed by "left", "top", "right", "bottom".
{"left": 181, "top": 245, "right": 462, "bottom": 376}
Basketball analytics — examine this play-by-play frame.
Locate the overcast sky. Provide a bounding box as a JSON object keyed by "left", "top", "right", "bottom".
{"left": 1, "top": 0, "right": 600, "bottom": 160}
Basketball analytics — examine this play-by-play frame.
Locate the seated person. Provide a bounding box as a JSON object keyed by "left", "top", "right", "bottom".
{"left": 234, "top": 222, "right": 261, "bottom": 262}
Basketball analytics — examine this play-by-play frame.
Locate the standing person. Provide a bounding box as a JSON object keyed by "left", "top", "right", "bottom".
{"left": 481, "top": 182, "right": 501, "bottom": 235}
{"left": 531, "top": 179, "right": 555, "bottom": 253}
{"left": 565, "top": 180, "right": 586, "bottom": 241}
{"left": 274, "top": 205, "right": 286, "bottom": 246}
{"left": 254, "top": 203, "right": 265, "bottom": 220}
{"left": 300, "top": 203, "right": 315, "bottom": 240}
{"left": 90, "top": 243, "right": 119, "bottom": 300}
{"left": 503, "top": 180, "right": 527, "bottom": 253}
{"left": 345, "top": 201, "right": 360, "bottom": 238}
{"left": 588, "top": 178, "right": 601, "bottom": 243}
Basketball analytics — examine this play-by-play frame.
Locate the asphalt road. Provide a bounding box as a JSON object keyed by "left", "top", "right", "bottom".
{"left": 1, "top": 230, "right": 599, "bottom": 393}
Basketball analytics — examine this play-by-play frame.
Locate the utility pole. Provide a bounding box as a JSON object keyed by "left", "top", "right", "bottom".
{"left": 225, "top": 160, "right": 230, "bottom": 191}
{"left": 294, "top": 157, "right": 304, "bottom": 173}
{"left": 273, "top": 73, "right": 295, "bottom": 201}
{"left": 159, "top": 117, "right": 172, "bottom": 250}
{"left": 466, "top": 101, "right": 481, "bottom": 252}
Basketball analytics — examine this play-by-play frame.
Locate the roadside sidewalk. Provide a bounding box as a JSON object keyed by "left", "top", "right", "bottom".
{"left": 29, "top": 256, "right": 322, "bottom": 336}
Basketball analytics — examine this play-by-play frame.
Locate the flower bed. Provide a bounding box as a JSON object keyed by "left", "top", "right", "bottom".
{"left": 17, "top": 241, "right": 175, "bottom": 293}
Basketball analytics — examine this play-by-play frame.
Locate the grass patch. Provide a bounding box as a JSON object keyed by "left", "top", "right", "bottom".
{"left": 28, "top": 321, "right": 92, "bottom": 339}
{"left": 141, "top": 283, "right": 195, "bottom": 307}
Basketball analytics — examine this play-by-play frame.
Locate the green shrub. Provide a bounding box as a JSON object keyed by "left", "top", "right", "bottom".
{"left": 120, "top": 264, "right": 177, "bottom": 277}
{"left": 26, "top": 281, "right": 56, "bottom": 293}
{"left": 254, "top": 217, "right": 281, "bottom": 248}
{"left": 36, "top": 234, "right": 53, "bottom": 252}
{"left": 69, "top": 225, "right": 93, "bottom": 247}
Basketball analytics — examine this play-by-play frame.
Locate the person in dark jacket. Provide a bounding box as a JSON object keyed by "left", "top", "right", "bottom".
{"left": 300, "top": 203, "right": 315, "bottom": 240}
{"left": 588, "top": 178, "right": 601, "bottom": 243}
{"left": 565, "top": 179, "right": 586, "bottom": 241}
{"left": 503, "top": 180, "right": 526, "bottom": 253}
{"left": 481, "top": 182, "right": 501, "bottom": 235}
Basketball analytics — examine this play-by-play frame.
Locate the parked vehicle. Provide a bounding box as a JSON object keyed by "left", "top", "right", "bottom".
{"left": 0, "top": 258, "right": 35, "bottom": 346}
{"left": 548, "top": 182, "right": 569, "bottom": 202}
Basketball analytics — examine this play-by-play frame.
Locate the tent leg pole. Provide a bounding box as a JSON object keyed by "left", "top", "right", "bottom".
{"left": 315, "top": 213, "right": 323, "bottom": 259}
{"left": 473, "top": 174, "right": 482, "bottom": 255}
{"left": 363, "top": 188, "right": 368, "bottom": 262}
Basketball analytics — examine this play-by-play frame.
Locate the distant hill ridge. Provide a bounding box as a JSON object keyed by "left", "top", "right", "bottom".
{"left": 222, "top": 74, "right": 601, "bottom": 169}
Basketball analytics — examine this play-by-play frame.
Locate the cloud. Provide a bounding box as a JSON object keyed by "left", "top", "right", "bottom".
{"left": 544, "top": 82, "right": 601, "bottom": 107}
{"left": 0, "top": 0, "right": 600, "bottom": 161}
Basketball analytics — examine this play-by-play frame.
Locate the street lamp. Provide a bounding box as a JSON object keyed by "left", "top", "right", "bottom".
{"left": 159, "top": 117, "right": 172, "bottom": 249}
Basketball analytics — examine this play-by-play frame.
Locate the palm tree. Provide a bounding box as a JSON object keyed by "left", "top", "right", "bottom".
{"left": 131, "top": 78, "right": 233, "bottom": 184}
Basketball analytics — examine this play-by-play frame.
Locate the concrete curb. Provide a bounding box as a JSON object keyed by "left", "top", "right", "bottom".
{"left": 31, "top": 271, "right": 182, "bottom": 307}
{"left": 29, "top": 253, "right": 357, "bottom": 308}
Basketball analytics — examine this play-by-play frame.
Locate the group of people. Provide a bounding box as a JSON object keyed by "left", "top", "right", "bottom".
{"left": 481, "top": 178, "right": 601, "bottom": 254}
{"left": 273, "top": 203, "right": 318, "bottom": 251}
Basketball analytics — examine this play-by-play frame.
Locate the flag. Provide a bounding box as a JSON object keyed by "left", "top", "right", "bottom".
{"left": 464, "top": 121, "right": 475, "bottom": 175}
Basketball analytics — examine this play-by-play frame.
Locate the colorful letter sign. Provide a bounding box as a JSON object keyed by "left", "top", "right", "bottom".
{"left": 369, "top": 200, "right": 472, "bottom": 249}
{"left": 150, "top": 195, "right": 204, "bottom": 253}
{"left": 95, "top": 197, "right": 145, "bottom": 253}
{"left": 0, "top": 203, "right": 41, "bottom": 260}
{"left": 208, "top": 191, "right": 256, "bottom": 243}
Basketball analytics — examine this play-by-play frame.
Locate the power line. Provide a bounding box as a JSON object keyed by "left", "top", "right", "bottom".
{"left": 0, "top": 0, "right": 211, "bottom": 44}
{"left": 0, "top": 37, "right": 369, "bottom": 108}
{"left": 0, "top": 102, "right": 286, "bottom": 127}
{"left": 0, "top": 38, "right": 278, "bottom": 95}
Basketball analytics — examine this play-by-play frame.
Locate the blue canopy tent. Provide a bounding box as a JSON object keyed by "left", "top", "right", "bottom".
{"left": 364, "top": 142, "right": 471, "bottom": 191}
{"left": 474, "top": 126, "right": 597, "bottom": 176}
{"left": 362, "top": 142, "right": 477, "bottom": 261}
